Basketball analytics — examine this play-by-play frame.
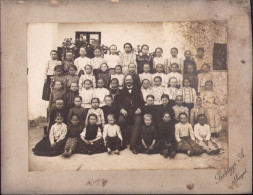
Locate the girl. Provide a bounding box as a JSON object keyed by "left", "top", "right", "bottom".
{"left": 194, "top": 114, "right": 223, "bottom": 154}
{"left": 63, "top": 51, "right": 74, "bottom": 75}
{"left": 85, "top": 98, "right": 105, "bottom": 129}
{"left": 96, "top": 63, "right": 111, "bottom": 88}
{"left": 139, "top": 62, "right": 153, "bottom": 85}
{"left": 152, "top": 64, "right": 167, "bottom": 87}
{"left": 175, "top": 113, "right": 203, "bottom": 156}
{"left": 109, "top": 78, "right": 120, "bottom": 101}
{"left": 141, "top": 79, "right": 153, "bottom": 104}
{"left": 136, "top": 44, "right": 153, "bottom": 74}
{"left": 65, "top": 65, "right": 79, "bottom": 91}
{"left": 103, "top": 114, "right": 123, "bottom": 155}
{"left": 77, "top": 114, "right": 106, "bottom": 155}
{"left": 198, "top": 63, "right": 212, "bottom": 94}
{"left": 49, "top": 81, "right": 66, "bottom": 113}
{"left": 43, "top": 50, "right": 62, "bottom": 101}
{"left": 153, "top": 47, "right": 168, "bottom": 74}
{"left": 119, "top": 43, "right": 136, "bottom": 75}
{"left": 182, "top": 78, "right": 196, "bottom": 111}
{"left": 165, "top": 77, "right": 182, "bottom": 102}
{"left": 65, "top": 82, "right": 79, "bottom": 112}
{"left": 110, "top": 65, "right": 125, "bottom": 89}
{"left": 68, "top": 96, "right": 88, "bottom": 125}
{"left": 173, "top": 95, "right": 189, "bottom": 122}
{"left": 104, "top": 44, "right": 121, "bottom": 75}
{"left": 168, "top": 47, "right": 183, "bottom": 73}
{"left": 33, "top": 114, "right": 67, "bottom": 156}
{"left": 50, "top": 65, "right": 67, "bottom": 90}
{"left": 201, "top": 81, "right": 222, "bottom": 134}
{"left": 183, "top": 62, "right": 198, "bottom": 93}
{"left": 74, "top": 47, "right": 91, "bottom": 76}
{"left": 167, "top": 63, "right": 183, "bottom": 87}
{"left": 79, "top": 79, "right": 94, "bottom": 109}
{"left": 151, "top": 76, "right": 165, "bottom": 105}
{"left": 79, "top": 64, "right": 96, "bottom": 90}
{"left": 128, "top": 63, "right": 141, "bottom": 89}
{"left": 183, "top": 50, "right": 197, "bottom": 74}
{"left": 90, "top": 46, "right": 106, "bottom": 77}
{"left": 93, "top": 78, "right": 110, "bottom": 107}
{"left": 190, "top": 96, "right": 206, "bottom": 127}
{"left": 62, "top": 115, "right": 84, "bottom": 158}
{"left": 138, "top": 114, "right": 159, "bottom": 154}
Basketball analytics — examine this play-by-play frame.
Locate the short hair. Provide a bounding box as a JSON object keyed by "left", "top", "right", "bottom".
{"left": 144, "top": 113, "right": 152, "bottom": 120}
{"left": 54, "top": 65, "right": 63, "bottom": 71}
{"left": 179, "top": 112, "right": 188, "bottom": 118}
{"left": 171, "top": 47, "right": 178, "bottom": 53}
{"left": 146, "top": 94, "right": 155, "bottom": 100}
{"left": 161, "top": 94, "right": 170, "bottom": 100}
{"left": 50, "top": 50, "right": 57, "bottom": 54}
{"left": 111, "top": 78, "right": 119, "bottom": 84}
{"left": 69, "top": 65, "right": 77, "bottom": 71}
{"left": 107, "top": 114, "right": 116, "bottom": 120}
{"left": 55, "top": 98, "right": 64, "bottom": 102}
{"left": 115, "top": 65, "right": 122, "bottom": 70}
{"left": 123, "top": 43, "right": 133, "bottom": 50}
{"left": 109, "top": 44, "right": 117, "bottom": 50}
{"left": 197, "top": 114, "right": 207, "bottom": 120}
{"left": 155, "top": 47, "right": 163, "bottom": 53}
{"left": 74, "top": 96, "right": 82, "bottom": 101}
{"left": 104, "top": 95, "right": 113, "bottom": 100}
{"left": 91, "top": 97, "right": 100, "bottom": 104}
{"left": 88, "top": 113, "right": 97, "bottom": 121}
{"left": 80, "top": 47, "right": 86, "bottom": 52}
{"left": 154, "top": 76, "right": 162, "bottom": 81}
{"left": 141, "top": 44, "right": 149, "bottom": 50}
{"left": 171, "top": 63, "right": 179, "bottom": 68}
{"left": 71, "top": 114, "right": 80, "bottom": 120}
{"left": 84, "top": 64, "right": 93, "bottom": 69}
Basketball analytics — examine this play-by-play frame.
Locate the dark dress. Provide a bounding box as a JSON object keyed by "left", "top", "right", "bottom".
{"left": 183, "top": 73, "right": 198, "bottom": 94}
{"left": 64, "top": 123, "right": 84, "bottom": 152}
{"left": 183, "top": 59, "right": 197, "bottom": 74}
{"left": 96, "top": 70, "right": 111, "bottom": 89}
{"left": 66, "top": 90, "right": 79, "bottom": 111}
{"left": 155, "top": 104, "right": 175, "bottom": 124}
{"left": 109, "top": 87, "right": 120, "bottom": 101}
{"left": 102, "top": 102, "right": 120, "bottom": 123}
{"left": 136, "top": 54, "right": 153, "bottom": 74}
{"left": 68, "top": 106, "right": 88, "bottom": 125}
{"left": 129, "top": 73, "right": 141, "bottom": 89}
{"left": 142, "top": 105, "right": 157, "bottom": 125}
{"left": 48, "top": 89, "right": 67, "bottom": 112}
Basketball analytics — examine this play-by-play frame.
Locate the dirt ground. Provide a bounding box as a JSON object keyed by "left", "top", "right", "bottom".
{"left": 28, "top": 122, "right": 228, "bottom": 171}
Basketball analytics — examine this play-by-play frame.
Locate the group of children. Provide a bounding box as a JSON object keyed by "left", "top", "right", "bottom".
{"left": 33, "top": 43, "right": 224, "bottom": 159}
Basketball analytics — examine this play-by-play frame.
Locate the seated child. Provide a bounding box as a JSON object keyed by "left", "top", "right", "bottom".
{"left": 198, "top": 63, "right": 212, "bottom": 94}
{"left": 50, "top": 65, "right": 67, "bottom": 90}
{"left": 173, "top": 95, "right": 189, "bottom": 122}
{"left": 168, "top": 47, "right": 183, "bottom": 73}
{"left": 158, "top": 112, "right": 177, "bottom": 158}
{"left": 77, "top": 114, "right": 105, "bottom": 155}
{"left": 136, "top": 44, "right": 153, "bottom": 74}
{"left": 93, "top": 78, "right": 110, "bottom": 107}
{"left": 65, "top": 65, "right": 79, "bottom": 91}
{"left": 175, "top": 113, "right": 204, "bottom": 156}
{"left": 190, "top": 96, "right": 206, "bottom": 127}
{"left": 165, "top": 77, "right": 182, "bottom": 102}
{"left": 109, "top": 78, "right": 120, "bottom": 101}
{"left": 152, "top": 64, "right": 167, "bottom": 87}
{"left": 74, "top": 47, "right": 91, "bottom": 76}
{"left": 138, "top": 114, "right": 159, "bottom": 154}
{"left": 142, "top": 95, "right": 157, "bottom": 124}
{"left": 103, "top": 114, "right": 123, "bottom": 155}
{"left": 104, "top": 45, "right": 121, "bottom": 75}
{"left": 79, "top": 79, "right": 94, "bottom": 109}
{"left": 141, "top": 79, "right": 153, "bottom": 105}
{"left": 153, "top": 47, "right": 168, "bottom": 74}
{"left": 183, "top": 62, "right": 198, "bottom": 93}
{"left": 91, "top": 46, "right": 106, "bottom": 77}
{"left": 85, "top": 98, "right": 105, "bottom": 129}
{"left": 79, "top": 64, "right": 96, "bottom": 90}
{"left": 183, "top": 50, "right": 197, "bottom": 74}
{"left": 167, "top": 63, "right": 183, "bottom": 87}
{"left": 128, "top": 63, "right": 141, "bottom": 89}
{"left": 62, "top": 115, "right": 84, "bottom": 158}
{"left": 33, "top": 114, "right": 67, "bottom": 156}
{"left": 139, "top": 62, "right": 153, "bottom": 85}
{"left": 102, "top": 95, "right": 120, "bottom": 123}
{"left": 182, "top": 78, "right": 196, "bottom": 112}
{"left": 96, "top": 63, "right": 111, "bottom": 88}
{"left": 49, "top": 81, "right": 66, "bottom": 113}
{"left": 151, "top": 76, "right": 165, "bottom": 105}
{"left": 68, "top": 96, "right": 88, "bottom": 125}
{"left": 110, "top": 65, "right": 125, "bottom": 89}
{"left": 194, "top": 114, "right": 223, "bottom": 154}
{"left": 66, "top": 82, "right": 79, "bottom": 112}
{"left": 63, "top": 51, "right": 74, "bottom": 75}
{"left": 119, "top": 42, "right": 136, "bottom": 75}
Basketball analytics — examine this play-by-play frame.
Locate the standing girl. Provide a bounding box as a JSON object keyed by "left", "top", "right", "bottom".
{"left": 119, "top": 43, "right": 136, "bottom": 75}
{"left": 151, "top": 76, "right": 165, "bottom": 105}
{"left": 79, "top": 64, "right": 96, "bottom": 90}
{"left": 153, "top": 47, "right": 168, "bottom": 74}
{"left": 65, "top": 65, "right": 79, "bottom": 91}
{"left": 168, "top": 47, "right": 183, "bottom": 73}
{"left": 49, "top": 81, "right": 66, "bottom": 113}
{"left": 90, "top": 46, "right": 106, "bottom": 77}
{"left": 74, "top": 47, "right": 91, "bottom": 76}
{"left": 152, "top": 64, "right": 167, "bottom": 87}
{"left": 104, "top": 44, "right": 121, "bottom": 75}
{"left": 79, "top": 79, "right": 94, "bottom": 109}
{"left": 136, "top": 44, "right": 153, "bottom": 74}
{"left": 110, "top": 65, "right": 125, "bottom": 89}
{"left": 141, "top": 79, "right": 153, "bottom": 105}
{"left": 165, "top": 77, "right": 182, "bottom": 102}
{"left": 96, "top": 63, "right": 111, "bottom": 88}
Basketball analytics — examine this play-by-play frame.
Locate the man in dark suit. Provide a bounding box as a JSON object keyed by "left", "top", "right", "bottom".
{"left": 117, "top": 75, "right": 145, "bottom": 154}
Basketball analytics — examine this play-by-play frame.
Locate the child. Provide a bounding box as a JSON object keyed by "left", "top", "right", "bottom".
{"left": 96, "top": 63, "right": 111, "bottom": 88}
{"left": 68, "top": 96, "right": 88, "bottom": 125}
{"left": 175, "top": 113, "right": 203, "bottom": 156}
{"left": 198, "top": 63, "right": 212, "bottom": 94}
{"left": 158, "top": 112, "right": 177, "bottom": 158}
{"left": 65, "top": 65, "right": 79, "bottom": 91}
{"left": 165, "top": 77, "right": 182, "bottom": 102}
{"left": 110, "top": 65, "right": 125, "bottom": 89}
{"left": 74, "top": 47, "right": 91, "bottom": 76}
{"left": 66, "top": 82, "right": 79, "bottom": 112}
{"left": 77, "top": 114, "right": 105, "bottom": 155}
{"left": 104, "top": 45, "right": 121, "bottom": 75}
{"left": 194, "top": 114, "right": 223, "bottom": 154}
{"left": 136, "top": 44, "right": 153, "bottom": 74}
{"left": 33, "top": 114, "right": 67, "bottom": 156}
{"left": 79, "top": 64, "right": 96, "bottom": 90}
{"left": 168, "top": 47, "right": 183, "bottom": 73}
{"left": 139, "top": 62, "right": 153, "bottom": 85}
{"left": 90, "top": 46, "right": 106, "bottom": 77}
{"left": 128, "top": 63, "right": 141, "bottom": 89}
{"left": 183, "top": 62, "right": 198, "bottom": 93}
{"left": 195, "top": 48, "right": 205, "bottom": 73}
{"left": 138, "top": 114, "right": 159, "bottom": 154}
{"left": 49, "top": 81, "right": 66, "bottom": 113}
{"left": 103, "top": 114, "right": 123, "bottom": 155}
{"left": 153, "top": 47, "right": 168, "bottom": 74}
{"left": 102, "top": 95, "right": 120, "bottom": 124}
{"left": 142, "top": 95, "right": 156, "bottom": 124}
{"left": 152, "top": 64, "right": 167, "bottom": 87}
{"left": 201, "top": 81, "right": 222, "bottom": 134}
{"left": 190, "top": 96, "right": 206, "bottom": 127}
{"left": 85, "top": 98, "right": 105, "bottom": 128}
{"left": 93, "top": 78, "right": 110, "bottom": 107}
{"left": 63, "top": 51, "right": 74, "bottom": 75}
{"left": 141, "top": 79, "right": 153, "bottom": 104}
{"left": 173, "top": 95, "right": 189, "bottom": 122}
{"left": 50, "top": 65, "right": 67, "bottom": 90}
{"left": 182, "top": 78, "right": 196, "bottom": 111}
{"left": 43, "top": 50, "right": 62, "bottom": 101}
{"left": 119, "top": 43, "right": 136, "bottom": 75}
{"left": 109, "top": 78, "right": 120, "bottom": 101}
{"left": 167, "top": 63, "right": 183, "bottom": 87}
{"left": 79, "top": 79, "right": 94, "bottom": 109}
{"left": 62, "top": 115, "right": 84, "bottom": 158}
{"left": 151, "top": 76, "right": 165, "bottom": 105}
{"left": 183, "top": 50, "right": 197, "bottom": 74}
